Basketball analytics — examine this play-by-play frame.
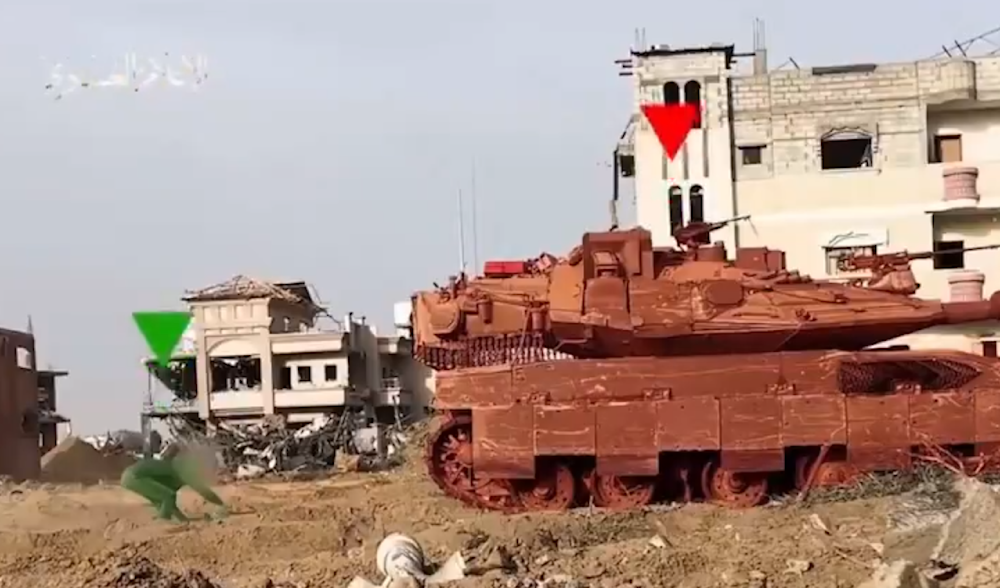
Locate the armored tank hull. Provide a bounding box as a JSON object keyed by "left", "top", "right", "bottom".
{"left": 425, "top": 349, "right": 1000, "bottom": 511}
{"left": 414, "top": 225, "right": 1000, "bottom": 511}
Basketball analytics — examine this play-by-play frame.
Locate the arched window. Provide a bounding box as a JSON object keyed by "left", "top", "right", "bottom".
{"left": 684, "top": 81, "right": 702, "bottom": 129}
{"left": 668, "top": 185, "right": 684, "bottom": 235}
{"left": 689, "top": 185, "right": 705, "bottom": 224}
{"left": 663, "top": 82, "right": 680, "bottom": 105}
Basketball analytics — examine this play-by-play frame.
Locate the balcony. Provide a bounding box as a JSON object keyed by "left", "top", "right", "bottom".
{"left": 274, "top": 386, "right": 359, "bottom": 408}
{"left": 209, "top": 391, "right": 264, "bottom": 411}
{"left": 143, "top": 398, "right": 198, "bottom": 416}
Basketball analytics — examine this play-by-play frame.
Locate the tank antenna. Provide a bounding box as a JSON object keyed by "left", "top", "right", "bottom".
{"left": 471, "top": 158, "right": 480, "bottom": 273}
{"left": 456, "top": 188, "right": 467, "bottom": 274}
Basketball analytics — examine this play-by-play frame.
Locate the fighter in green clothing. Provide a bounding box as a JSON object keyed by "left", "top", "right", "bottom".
{"left": 120, "top": 443, "right": 228, "bottom": 522}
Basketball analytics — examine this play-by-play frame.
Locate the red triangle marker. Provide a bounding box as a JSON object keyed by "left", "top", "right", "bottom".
{"left": 641, "top": 103, "right": 698, "bottom": 160}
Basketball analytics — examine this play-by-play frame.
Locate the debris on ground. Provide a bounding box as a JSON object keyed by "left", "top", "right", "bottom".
{"left": 208, "top": 413, "right": 410, "bottom": 479}
{"left": 348, "top": 533, "right": 466, "bottom": 588}
{"left": 40, "top": 435, "right": 136, "bottom": 485}
{"left": 84, "top": 430, "right": 162, "bottom": 457}
{"left": 852, "top": 477, "right": 1000, "bottom": 588}
{"left": 806, "top": 465, "right": 960, "bottom": 509}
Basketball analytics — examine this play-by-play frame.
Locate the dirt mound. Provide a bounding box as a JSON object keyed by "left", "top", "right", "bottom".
{"left": 41, "top": 436, "right": 135, "bottom": 485}
{"left": 94, "top": 554, "right": 221, "bottom": 588}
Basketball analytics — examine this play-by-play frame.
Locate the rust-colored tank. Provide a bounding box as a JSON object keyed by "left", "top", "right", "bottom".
{"left": 413, "top": 224, "right": 1000, "bottom": 511}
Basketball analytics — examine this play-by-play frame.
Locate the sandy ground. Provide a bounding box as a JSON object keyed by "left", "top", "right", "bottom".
{"left": 0, "top": 456, "right": 960, "bottom": 588}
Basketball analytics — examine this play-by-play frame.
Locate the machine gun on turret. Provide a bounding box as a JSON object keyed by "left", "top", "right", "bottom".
{"left": 672, "top": 215, "right": 751, "bottom": 250}
{"left": 839, "top": 244, "right": 1000, "bottom": 274}
{"left": 838, "top": 243, "right": 1000, "bottom": 295}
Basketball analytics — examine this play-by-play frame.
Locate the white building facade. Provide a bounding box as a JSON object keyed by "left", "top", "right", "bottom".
{"left": 142, "top": 277, "right": 432, "bottom": 426}
{"left": 620, "top": 43, "right": 1000, "bottom": 354}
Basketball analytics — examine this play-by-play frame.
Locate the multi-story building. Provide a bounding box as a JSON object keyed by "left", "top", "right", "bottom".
{"left": 0, "top": 327, "right": 40, "bottom": 480}
{"left": 37, "top": 368, "right": 69, "bottom": 454}
{"left": 142, "top": 276, "right": 431, "bottom": 428}
{"left": 616, "top": 40, "right": 1000, "bottom": 353}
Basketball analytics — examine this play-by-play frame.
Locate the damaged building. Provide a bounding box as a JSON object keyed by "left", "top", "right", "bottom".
{"left": 0, "top": 327, "right": 39, "bottom": 480}
{"left": 0, "top": 326, "right": 67, "bottom": 479}
{"left": 38, "top": 367, "right": 69, "bottom": 454}
{"left": 141, "top": 276, "right": 431, "bottom": 437}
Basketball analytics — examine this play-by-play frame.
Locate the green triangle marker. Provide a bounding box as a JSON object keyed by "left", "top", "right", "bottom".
{"left": 133, "top": 311, "right": 192, "bottom": 367}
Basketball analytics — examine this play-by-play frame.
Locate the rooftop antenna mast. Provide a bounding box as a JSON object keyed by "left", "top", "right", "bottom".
{"left": 470, "top": 159, "right": 480, "bottom": 274}
{"left": 456, "top": 188, "right": 467, "bottom": 275}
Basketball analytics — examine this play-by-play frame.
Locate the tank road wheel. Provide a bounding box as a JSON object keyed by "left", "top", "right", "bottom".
{"left": 426, "top": 415, "right": 477, "bottom": 501}
{"left": 701, "top": 462, "right": 769, "bottom": 508}
{"left": 813, "top": 462, "right": 862, "bottom": 488}
{"left": 591, "top": 475, "right": 657, "bottom": 510}
{"left": 513, "top": 462, "right": 575, "bottom": 512}
{"left": 425, "top": 415, "right": 521, "bottom": 512}
{"left": 794, "top": 455, "right": 861, "bottom": 489}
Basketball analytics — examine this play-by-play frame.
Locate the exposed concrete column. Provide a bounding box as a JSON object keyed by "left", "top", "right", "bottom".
{"left": 196, "top": 333, "right": 211, "bottom": 419}
{"left": 259, "top": 331, "right": 275, "bottom": 415}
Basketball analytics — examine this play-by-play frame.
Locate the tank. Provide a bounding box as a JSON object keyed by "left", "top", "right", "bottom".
{"left": 414, "top": 221, "right": 1000, "bottom": 511}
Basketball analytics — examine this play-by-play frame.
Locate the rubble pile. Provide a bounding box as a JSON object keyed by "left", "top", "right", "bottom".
{"left": 856, "top": 478, "right": 1000, "bottom": 588}
{"left": 212, "top": 413, "right": 410, "bottom": 479}
{"left": 40, "top": 436, "right": 135, "bottom": 485}
{"left": 213, "top": 414, "right": 341, "bottom": 478}
{"left": 84, "top": 430, "right": 162, "bottom": 457}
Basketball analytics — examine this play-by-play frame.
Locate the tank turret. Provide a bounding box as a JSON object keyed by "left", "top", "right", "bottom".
{"left": 412, "top": 225, "right": 1000, "bottom": 371}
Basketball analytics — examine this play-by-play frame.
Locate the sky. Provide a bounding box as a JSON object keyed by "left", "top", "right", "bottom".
{"left": 0, "top": 0, "right": 992, "bottom": 435}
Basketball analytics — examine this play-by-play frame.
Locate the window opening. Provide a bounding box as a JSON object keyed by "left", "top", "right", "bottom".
{"left": 983, "top": 340, "right": 998, "bottom": 358}
{"left": 668, "top": 185, "right": 684, "bottom": 235}
{"left": 297, "top": 365, "right": 312, "bottom": 384}
{"left": 933, "top": 240, "right": 965, "bottom": 269}
{"left": 689, "top": 185, "right": 705, "bottom": 225}
{"left": 279, "top": 367, "right": 292, "bottom": 389}
{"left": 933, "top": 135, "right": 962, "bottom": 164}
{"left": 16, "top": 347, "right": 31, "bottom": 369}
{"left": 821, "top": 134, "right": 873, "bottom": 170}
{"left": 663, "top": 82, "right": 680, "bottom": 105}
{"left": 683, "top": 81, "right": 702, "bottom": 129}
{"left": 740, "top": 146, "right": 763, "bottom": 165}
{"left": 324, "top": 364, "right": 338, "bottom": 382}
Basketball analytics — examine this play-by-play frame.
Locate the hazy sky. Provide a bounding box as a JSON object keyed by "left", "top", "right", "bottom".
{"left": 0, "top": 0, "right": 990, "bottom": 434}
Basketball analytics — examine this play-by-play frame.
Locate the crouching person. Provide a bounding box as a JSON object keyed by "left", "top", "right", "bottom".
{"left": 120, "top": 443, "right": 228, "bottom": 523}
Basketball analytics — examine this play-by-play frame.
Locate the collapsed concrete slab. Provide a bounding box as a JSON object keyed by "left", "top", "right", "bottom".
{"left": 858, "top": 478, "right": 1000, "bottom": 588}
{"left": 931, "top": 478, "right": 1000, "bottom": 588}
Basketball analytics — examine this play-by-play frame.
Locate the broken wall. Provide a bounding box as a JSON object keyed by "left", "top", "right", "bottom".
{"left": 0, "top": 328, "right": 41, "bottom": 480}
